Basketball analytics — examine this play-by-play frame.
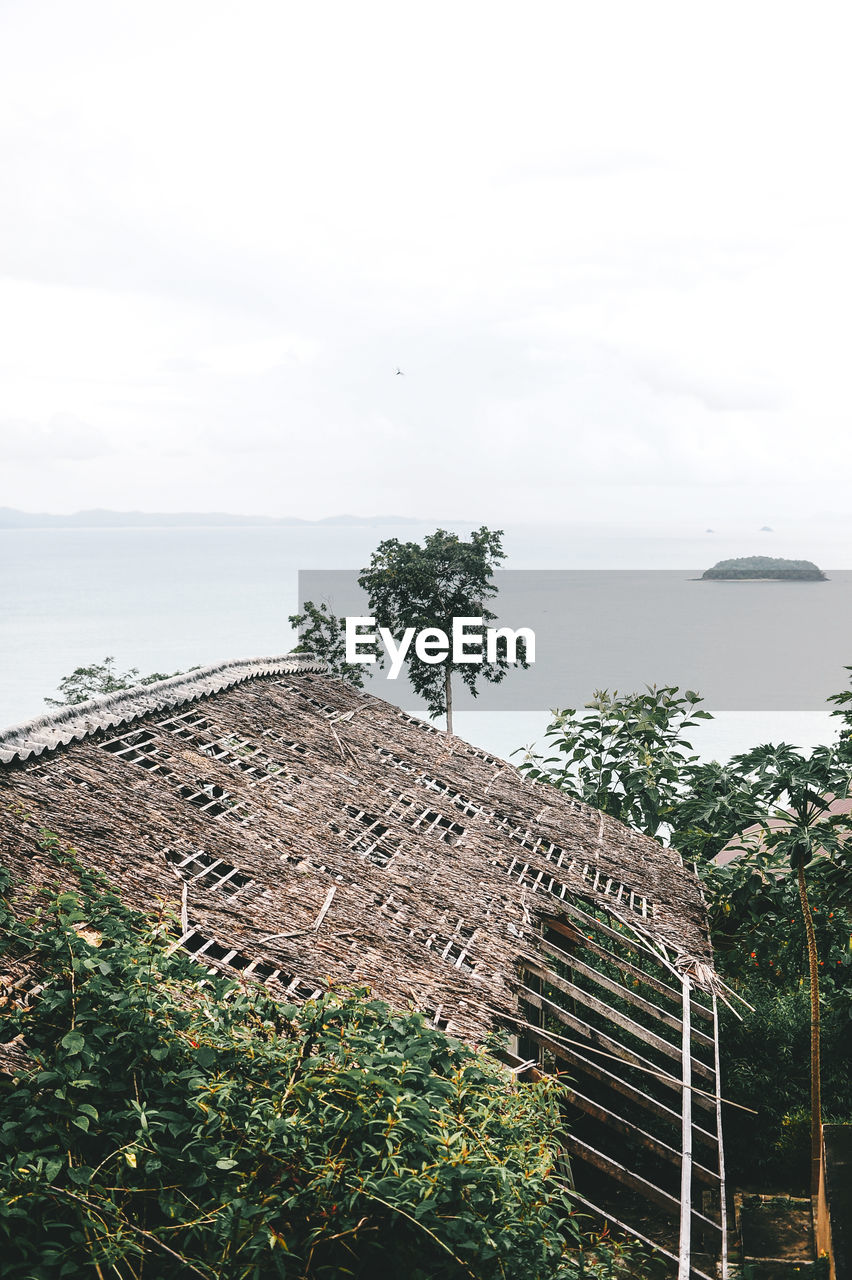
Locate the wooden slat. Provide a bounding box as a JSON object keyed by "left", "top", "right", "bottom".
{"left": 544, "top": 906, "right": 716, "bottom": 1024}
{"left": 712, "top": 992, "right": 730, "bottom": 1280}
{"left": 569, "top": 1191, "right": 716, "bottom": 1280}
{"left": 534, "top": 943, "right": 685, "bottom": 1035}
{"left": 544, "top": 916, "right": 715, "bottom": 1023}
{"left": 554, "top": 897, "right": 662, "bottom": 959}
{"left": 678, "top": 976, "right": 694, "bottom": 1280}
{"left": 518, "top": 985, "right": 717, "bottom": 1115}
{"left": 566, "top": 1134, "right": 722, "bottom": 1235}
{"left": 522, "top": 1024, "right": 720, "bottom": 1147}
{"left": 563, "top": 1083, "right": 719, "bottom": 1185}
{"left": 538, "top": 935, "right": 717, "bottom": 1049}
{"left": 518, "top": 976, "right": 716, "bottom": 1085}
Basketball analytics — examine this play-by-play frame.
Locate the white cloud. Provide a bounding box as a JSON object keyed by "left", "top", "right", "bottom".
{"left": 0, "top": 413, "right": 117, "bottom": 462}
{"left": 0, "top": 1, "right": 849, "bottom": 528}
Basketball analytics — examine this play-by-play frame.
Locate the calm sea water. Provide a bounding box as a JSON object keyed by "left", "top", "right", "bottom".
{"left": 1, "top": 522, "right": 847, "bottom": 762}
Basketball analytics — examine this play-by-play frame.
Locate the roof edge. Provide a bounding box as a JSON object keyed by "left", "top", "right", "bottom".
{"left": 0, "top": 654, "right": 327, "bottom": 766}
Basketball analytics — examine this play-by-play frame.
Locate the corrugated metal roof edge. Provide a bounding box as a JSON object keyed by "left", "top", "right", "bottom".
{"left": 0, "top": 654, "right": 327, "bottom": 766}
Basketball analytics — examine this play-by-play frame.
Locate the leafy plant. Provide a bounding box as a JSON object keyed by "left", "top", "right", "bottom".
{"left": 516, "top": 686, "right": 712, "bottom": 840}
{"left": 0, "top": 848, "right": 613, "bottom": 1279}
{"left": 718, "top": 982, "right": 852, "bottom": 1189}
{"left": 515, "top": 678, "right": 852, "bottom": 1193}
{"left": 713, "top": 744, "right": 852, "bottom": 1196}
{"left": 288, "top": 599, "right": 375, "bottom": 688}
{"left": 828, "top": 665, "right": 852, "bottom": 761}
{"left": 45, "top": 657, "right": 183, "bottom": 707}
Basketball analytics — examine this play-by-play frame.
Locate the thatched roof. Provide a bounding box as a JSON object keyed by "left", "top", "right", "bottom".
{"left": 0, "top": 656, "right": 713, "bottom": 1048}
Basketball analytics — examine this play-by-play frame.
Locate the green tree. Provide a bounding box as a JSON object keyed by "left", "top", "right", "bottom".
{"left": 358, "top": 527, "right": 528, "bottom": 734}
{"left": 45, "top": 657, "right": 182, "bottom": 707}
{"left": 516, "top": 686, "right": 712, "bottom": 840}
{"left": 288, "top": 600, "right": 374, "bottom": 688}
{"left": 670, "top": 743, "right": 803, "bottom": 864}
{"left": 715, "top": 743, "right": 852, "bottom": 1199}
{"left": 670, "top": 757, "right": 766, "bottom": 864}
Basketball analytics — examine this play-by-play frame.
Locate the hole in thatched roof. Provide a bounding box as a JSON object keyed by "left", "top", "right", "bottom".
{"left": 274, "top": 681, "right": 339, "bottom": 718}
{"left": 165, "top": 848, "right": 257, "bottom": 899}
{"left": 176, "top": 781, "right": 250, "bottom": 824}
{"left": 261, "top": 730, "right": 307, "bottom": 755}
{"left": 102, "top": 728, "right": 174, "bottom": 776}
{"left": 374, "top": 745, "right": 416, "bottom": 773}
{"left": 420, "top": 1006, "right": 452, "bottom": 1032}
{"left": 395, "top": 709, "right": 438, "bottom": 734}
{"left": 417, "top": 774, "right": 485, "bottom": 819}
{"left": 329, "top": 805, "right": 403, "bottom": 867}
{"left": 391, "top": 796, "right": 466, "bottom": 845}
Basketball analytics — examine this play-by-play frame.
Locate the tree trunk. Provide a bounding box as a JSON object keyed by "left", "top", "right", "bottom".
{"left": 798, "top": 862, "right": 822, "bottom": 1203}
{"left": 444, "top": 666, "right": 453, "bottom": 735}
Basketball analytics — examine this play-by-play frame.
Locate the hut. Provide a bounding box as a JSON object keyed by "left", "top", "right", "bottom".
{"left": 0, "top": 656, "right": 730, "bottom": 1278}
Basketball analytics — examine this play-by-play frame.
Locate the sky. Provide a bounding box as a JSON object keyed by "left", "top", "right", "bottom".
{"left": 1, "top": 1, "right": 851, "bottom": 531}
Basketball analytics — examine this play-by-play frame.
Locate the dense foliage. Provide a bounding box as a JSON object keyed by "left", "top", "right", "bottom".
{"left": 706, "top": 852, "right": 852, "bottom": 1186}
{"left": 516, "top": 686, "right": 711, "bottom": 841}
{"left": 0, "top": 842, "right": 612, "bottom": 1280}
{"left": 520, "top": 676, "right": 852, "bottom": 1189}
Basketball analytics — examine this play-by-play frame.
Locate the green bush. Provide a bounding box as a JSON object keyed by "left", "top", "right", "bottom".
{"left": 719, "top": 983, "right": 852, "bottom": 1189}
{"left": 0, "top": 850, "right": 609, "bottom": 1279}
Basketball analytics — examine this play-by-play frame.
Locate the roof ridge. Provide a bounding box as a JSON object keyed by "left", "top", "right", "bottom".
{"left": 0, "top": 654, "right": 326, "bottom": 766}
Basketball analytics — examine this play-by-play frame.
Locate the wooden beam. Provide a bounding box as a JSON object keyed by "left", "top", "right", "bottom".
{"left": 563, "top": 1082, "right": 719, "bottom": 1186}
{"left": 678, "top": 975, "right": 694, "bottom": 1280}
{"left": 544, "top": 916, "right": 715, "bottom": 1023}
{"left": 521, "top": 1024, "right": 720, "bottom": 1148}
{"left": 518, "top": 987, "right": 717, "bottom": 1116}
{"left": 566, "top": 1134, "right": 722, "bottom": 1235}
{"left": 568, "top": 1190, "right": 717, "bottom": 1280}
{"left": 518, "top": 977, "right": 716, "bottom": 1087}
{"left": 537, "top": 935, "right": 717, "bottom": 1049}
{"left": 712, "top": 992, "right": 730, "bottom": 1280}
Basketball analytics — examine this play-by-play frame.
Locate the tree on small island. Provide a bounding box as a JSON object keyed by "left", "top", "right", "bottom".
{"left": 702, "top": 556, "right": 827, "bottom": 581}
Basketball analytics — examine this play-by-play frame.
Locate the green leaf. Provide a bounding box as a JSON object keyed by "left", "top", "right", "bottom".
{"left": 61, "top": 1031, "right": 85, "bottom": 1055}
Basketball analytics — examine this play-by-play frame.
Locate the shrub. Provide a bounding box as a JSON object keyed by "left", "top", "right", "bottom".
{"left": 0, "top": 852, "right": 592, "bottom": 1279}
{"left": 719, "top": 983, "right": 852, "bottom": 1189}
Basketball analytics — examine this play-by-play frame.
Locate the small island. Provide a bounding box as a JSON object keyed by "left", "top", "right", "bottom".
{"left": 702, "top": 555, "right": 827, "bottom": 581}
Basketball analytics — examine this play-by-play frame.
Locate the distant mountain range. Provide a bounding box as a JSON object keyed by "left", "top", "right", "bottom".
{"left": 0, "top": 508, "right": 427, "bottom": 530}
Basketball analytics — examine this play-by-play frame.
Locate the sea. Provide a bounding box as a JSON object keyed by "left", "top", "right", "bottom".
{"left": 1, "top": 520, "right": 849, "bottom": 764}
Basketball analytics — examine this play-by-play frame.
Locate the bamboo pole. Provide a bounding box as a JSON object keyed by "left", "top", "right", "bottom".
{"left": 678, "top": 973, "right": 693, "bottom": 1280}
{"left": 712, "top": 991, "right": 729, "bottom": 1280}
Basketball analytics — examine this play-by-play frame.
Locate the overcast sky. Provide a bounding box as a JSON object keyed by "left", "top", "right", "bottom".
{"left": 1, "top": 1, "right": 851, "bottom": 530}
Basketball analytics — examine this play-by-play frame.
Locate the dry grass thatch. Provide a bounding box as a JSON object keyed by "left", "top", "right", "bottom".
{"left": 0, "top": 657, "right": 713, "bottom": 1046}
